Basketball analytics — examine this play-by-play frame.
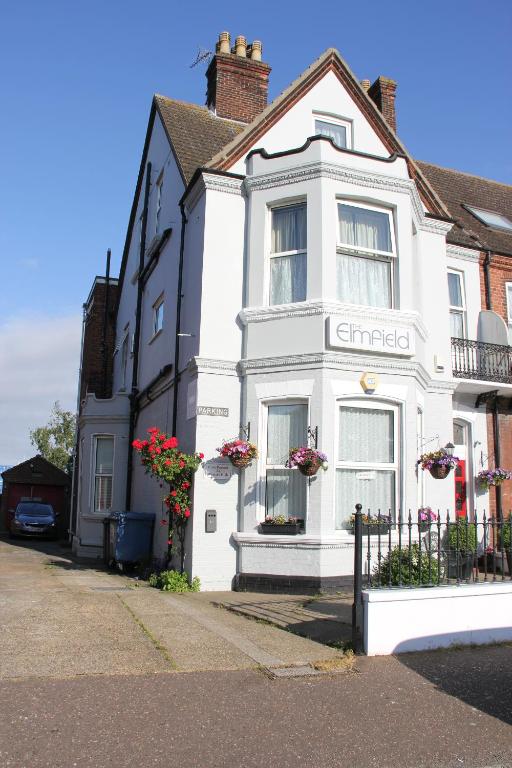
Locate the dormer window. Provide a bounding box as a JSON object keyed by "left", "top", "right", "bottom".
{"left": 314, "top": 114, "right": 351, "bottom": 149}
{"left": 464, "top": 205, "right": 512, "bottom": 232}
{"left": 336, "top": 201, "right": 396, "bottom": 309}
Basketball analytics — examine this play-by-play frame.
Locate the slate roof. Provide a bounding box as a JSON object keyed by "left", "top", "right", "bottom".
{"left": 155, "top": 96, "right": 244, "bottom": 185}
{"left": 417, "top": 161, "right": 512, "bottom": 257}
{"left": 2, "top": 455, "right": 70, "bottom": 486}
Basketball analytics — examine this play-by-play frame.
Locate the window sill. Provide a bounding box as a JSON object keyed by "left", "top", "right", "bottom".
{"left": 148, "top": 329, "right": 163, "bottom": 345}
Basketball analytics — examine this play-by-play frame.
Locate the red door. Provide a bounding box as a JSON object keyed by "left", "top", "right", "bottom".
{"left": 454, "top": 460, "right": 467, "bottom": 518}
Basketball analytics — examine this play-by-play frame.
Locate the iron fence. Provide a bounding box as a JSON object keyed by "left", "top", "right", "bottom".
{"left": 451, "top": 336, "right": 512, "bottom": 384}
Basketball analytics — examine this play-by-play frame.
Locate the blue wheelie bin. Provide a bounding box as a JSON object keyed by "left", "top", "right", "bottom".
{"left": 105, "top": 511, "right": 155, "bottom": 569}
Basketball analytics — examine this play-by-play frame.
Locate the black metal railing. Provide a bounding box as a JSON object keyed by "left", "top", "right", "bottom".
{"left": 451, "top": 337, "right": 512, "bottom": 384}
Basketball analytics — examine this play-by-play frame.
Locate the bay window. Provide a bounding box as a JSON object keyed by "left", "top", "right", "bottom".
{"left": 336, "top": 202, "right": 395, "bottom": 309}
{"left": 265, "top": 403, "right": 307, "bottom": 521}
{"left": 270, "top": 203, "right": 307, "bottom": 305}
{"left": 93, "top": 436, "right": 114, "bottom": 513}
{"left": 335, "top": 402, "right": 398, "bottom": 529}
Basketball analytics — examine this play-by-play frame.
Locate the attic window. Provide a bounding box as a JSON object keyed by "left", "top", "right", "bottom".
{"left": 465, "top": 205, "right": 512, "bottom": 232}
{"left": 313, "top": 114, "right": 351, "bottom": 149}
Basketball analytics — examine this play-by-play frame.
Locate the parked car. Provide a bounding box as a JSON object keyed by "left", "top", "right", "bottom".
{"left": 9, "top": 501, "right": 59, "bottom": 539}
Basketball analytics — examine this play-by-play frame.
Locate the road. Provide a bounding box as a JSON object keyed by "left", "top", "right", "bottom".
{"left": 1, "top": 538, "right": 511, "bottom": 768}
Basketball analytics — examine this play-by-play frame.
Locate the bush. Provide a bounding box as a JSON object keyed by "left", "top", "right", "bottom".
{"left": 374, "top": 544, "right": 440, "bottom": 587}
{"left": 448, "top": 519, "right": 477, "bottom": 554}
{"left": 149, "top": 569, "right": 200, "bottom": 593}
{"left": 502, "top": 515, "right": 512, "bottom": 550}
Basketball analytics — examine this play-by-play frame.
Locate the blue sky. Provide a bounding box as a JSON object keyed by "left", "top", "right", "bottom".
{"left": 0, "top": 0, "right": 511, "bottom": 463}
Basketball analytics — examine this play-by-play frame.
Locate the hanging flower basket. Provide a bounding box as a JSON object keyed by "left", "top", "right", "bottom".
{"left": 476, "top": 468, "right": 512, "bottom": 491}
{"left": 417, "top": 448, "right": 459, "bottom": 480}
{"left": 217, "top": 439, "right": 258, "bottom": 469}
{"left": 429, "top": 464, "right": 452, "bottom": 480}
{"left": 286, "top": 447, "right": 328, "bottom": 477}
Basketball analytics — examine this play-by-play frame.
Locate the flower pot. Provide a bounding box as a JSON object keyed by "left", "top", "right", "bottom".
{"left": 229, "top": 454, "right": 253, "bottom": 469}
{"left": 429, "top": 464, "right": 452, "bottom": 479}
{"left": 259, "top": 522, "right": 302, "bottom": 535}
{"left": 351, "top": 523, "right": 391, "bottom": 536}
{"left": 447, "top": 552, "right": 474, "bottom": 580}
{"left": 297, "top": 458, "right": 321, "bottom": 477}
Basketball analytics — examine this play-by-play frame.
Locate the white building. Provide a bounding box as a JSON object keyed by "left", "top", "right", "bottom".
{"left": 72, "top": 35, "right": 512, "bottom": 592}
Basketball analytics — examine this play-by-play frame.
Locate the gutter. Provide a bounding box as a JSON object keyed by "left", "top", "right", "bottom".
{"left": 126, "top": 161, "right": 152, "bottom": 509}
{"left": 483, "top": 250, "right": 492, "bottom": 311}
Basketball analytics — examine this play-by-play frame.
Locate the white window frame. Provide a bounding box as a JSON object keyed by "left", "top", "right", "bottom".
{"left": 91, "top": 435, "right": 114, "bottom": 514}
{"left": 313, "top": 112, "right": 352, "bottom": 149}
{"left": 336, "top": 200, "right": 397, "bottom": 309}
{"left": 257, "top": 398, "right": 309, "bottom": 524}
{"left": 155, "top": 172, "right": 163, "bottom": 234}
{"left": 506, "top": 282, "right": 512, "bottom": 326}
{"left": 152, "top": 294, "right": 164, "bottom": 339}
{"left": 447, "top": 269, "right": 466, "bottom": 339}
{"left": 268, "top": 200, "right": 307, "bottom": 306}
{"left": 335, "top": 399, "right": 400, "bottom": 529}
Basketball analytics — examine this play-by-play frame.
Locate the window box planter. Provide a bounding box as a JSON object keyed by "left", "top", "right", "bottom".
{"left": 350, "top": 523, "right": 391, "bottom": 536}
{"left": 259, "top": 522, "right": 303, "bottom": 535}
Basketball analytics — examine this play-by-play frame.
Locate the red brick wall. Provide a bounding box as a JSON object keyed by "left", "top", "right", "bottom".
{"left": 80, "top": 281, "right": 119, "bottom": 405}
{"left": 206, "top": 54, "right": 271, "bottom": 123}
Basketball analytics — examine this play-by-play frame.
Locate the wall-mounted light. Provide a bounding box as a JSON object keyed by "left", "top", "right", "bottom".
{"left": 445, "top": 442, "right": 455, "bottom": 456}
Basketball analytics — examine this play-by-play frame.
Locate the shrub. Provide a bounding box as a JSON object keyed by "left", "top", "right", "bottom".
{"left": 448, "top": 519, "right": 477, "bottom": 554}
{"left": 149, "top": 569, "right": 200, "bottom": 593}
{"left": 374, "top": 544, "right": 440, "bottom": 587}
{"left": 502, "top": 515, "right": 512, "bottom": 550}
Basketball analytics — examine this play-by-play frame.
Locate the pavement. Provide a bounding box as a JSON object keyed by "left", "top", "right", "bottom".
{"left": 1, "top": 537, "right": 512, "bottom": 768}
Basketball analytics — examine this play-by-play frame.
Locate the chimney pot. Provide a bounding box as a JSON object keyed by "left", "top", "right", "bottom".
{"left": 360, "top": 79, "right": 371, "bottom": 91}
{"left": 234, "top": 35, "right": 247, "bottom": 57}
{"left": 218, "top": 31, "right": 230, "bottom": 54}
{"left": 251, "top": 40, "right": 262, "bottom": 61}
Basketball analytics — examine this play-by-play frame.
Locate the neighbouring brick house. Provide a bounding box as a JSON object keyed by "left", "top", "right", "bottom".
{"left": 72, "top": 32, "right": 512, "bottom": 589}
{"left": 1, "top": 455, "right": 70, "bottom": 533}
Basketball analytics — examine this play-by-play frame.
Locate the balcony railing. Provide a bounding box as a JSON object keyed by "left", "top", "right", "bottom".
{"left": 451, "top": 337, "right": 512, "bottom": 384}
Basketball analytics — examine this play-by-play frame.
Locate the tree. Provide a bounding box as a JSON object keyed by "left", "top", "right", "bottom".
{"left": 30, "top": 401, "right": 76, "bottom": 473}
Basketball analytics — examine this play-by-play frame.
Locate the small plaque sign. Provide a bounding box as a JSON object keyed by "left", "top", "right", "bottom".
{"left": 196, "top": 406, "right": 229, "bottom": 417}
{"left": 203, "top": 461, "right": 232, "bottom": 480}
{"left": 355, "top": 471, "right": 377, "bottom": 481}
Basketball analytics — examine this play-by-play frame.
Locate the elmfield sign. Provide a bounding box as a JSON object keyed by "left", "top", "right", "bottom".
{"left": 327, "top": 316, "right": 415, "bottom": 356}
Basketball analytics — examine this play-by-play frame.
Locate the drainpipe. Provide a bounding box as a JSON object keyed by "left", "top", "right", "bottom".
{"left": 171, "top": 201, "right": 187, "bottom": 437}
{"left": 126, "top": 162, "right": 152, "bottom": 509}
{"left": 101, "top": 248, "right": 111, "bottom": 398}
{"left": 483, "top": 250, "right": 492, "bottom": 311}
{"left": 69, "top": 302, "right": 87, "bottom": 542}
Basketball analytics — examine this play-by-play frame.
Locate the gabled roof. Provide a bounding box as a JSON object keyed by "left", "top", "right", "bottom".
{"left": 204, "top": 48, "right": 448, "bottom": 218}
{"left": 2, "top": 455, "right": 70, "bottom": 486}
{"left": 417, "top": 161, "right": 512, "bottom": 257}
{"left": 155, "top": 96, "right": 244, "bottom": 186}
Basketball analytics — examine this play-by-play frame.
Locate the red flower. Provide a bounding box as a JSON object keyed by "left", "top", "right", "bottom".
{"left": 170, "top": 490, "right": 177, "bottom": 497}
{"left": 152, "top": 464, "right": 158, "bottom": 472}
{"left": 147, "top": 427, "right": 159, "bottom": 434}
{"left": 179, "top": 460, "right": 185, "bottom": 468}
{"left": 162, "top": 437, "right": 179, "bottom": 450}
{"left": 165, "top": 459, "right": 172, "bottom": 466}
{"left": 167, "top": 538, "right": 173, "bottom": 546}
{"left": 132, "top": 439, "right": 142, "bottom": 449}
{"left": 199, "top": 453, "right": 204, "bottom": 459}
{"left": 184, "top": 509, "right": 191, "bottom": 518}
{"left": 182, "top": 481, "right": 190, "bottom": 490}
{"left": 174, "top": 503, "right": 180, "bottom": 513}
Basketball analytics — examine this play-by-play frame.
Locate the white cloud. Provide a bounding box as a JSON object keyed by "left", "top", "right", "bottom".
{"left": 0, "top": 313, "right": 82, "bottom": 465}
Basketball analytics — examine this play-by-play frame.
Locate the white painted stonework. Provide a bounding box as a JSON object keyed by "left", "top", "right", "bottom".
{"left": 363, "top": 583, "right": 512, "bottom": 655}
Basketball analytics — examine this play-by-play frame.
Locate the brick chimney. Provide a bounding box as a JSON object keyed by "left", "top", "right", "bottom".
{"left": 368, "top": 76, "right": 397, "bottom": 133}
{"left": 206, "top": 32, "right": 271, "bottom": 123}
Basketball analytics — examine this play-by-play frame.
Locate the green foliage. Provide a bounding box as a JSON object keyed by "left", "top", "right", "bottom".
{"left": 502, "top": 515, "right": 512, "bottom": 549}
{"left": 448, "top": 519, "right": 477, "bottom": 554}
{"left": 30, "top": 401, "right": 75, "bottom": 473}
{"left": 374, "top": 544, "right": 440, "bottom": 587}
{"left": 148, "top": 569, "right": 200, "bottom": 593}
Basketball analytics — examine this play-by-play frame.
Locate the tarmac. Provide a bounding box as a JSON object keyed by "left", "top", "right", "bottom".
{"left": 1, "top": 537, "right": 512, "bottom": 768}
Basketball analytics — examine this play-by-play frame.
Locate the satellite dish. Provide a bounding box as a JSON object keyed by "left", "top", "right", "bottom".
{"left": 478, "top": 311, "right": 509, "bottom": 346}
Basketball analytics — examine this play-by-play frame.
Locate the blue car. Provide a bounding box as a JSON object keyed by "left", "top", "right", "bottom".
{"left": 9, "top": 502, "right": 59, "bottom": 539}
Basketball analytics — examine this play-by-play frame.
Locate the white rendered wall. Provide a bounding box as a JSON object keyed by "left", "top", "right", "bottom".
{"left": 363, "top": 583, "right": 512, "bottom": 655}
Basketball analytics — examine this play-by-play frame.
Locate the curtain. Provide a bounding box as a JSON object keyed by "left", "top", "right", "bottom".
{"left": 314, "top": 119, "right": 347, "bottom": 148}
{"left": 266, "top": 469, "right": 307, "bottom": 520}
{"left": 96, "top": 438, "right": 114, "bottom": 474}
{"left": 448, "top": 272, "right": 463, "bottom": 307}
{"left": 336, "top": 252, "right": 391, "bottom": 308}
{"left": 266, "top": 404, "right": 307, "bottom": 520}
{"left": 339, "top": 407, "right": 394, "bottom": 463}
{"left": 267, "top": 404, "right": 307, "bottom": 464}
{"left": 335, "top": 469, "right": 395, "bottom": 529}
{"left": 270, "top": 253, "right": 307, "bottom": 305}
{"left": 338, "top": 204, "right": 392, "bottom": 253}
{"left": 271, "top": 204, "right": 306, "bottom": 253}
{"left": 450, "top": 310, "right": 464, "bottom": 338}
{"left": 95, "top": 476, "right": 113, "bottom": 511}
